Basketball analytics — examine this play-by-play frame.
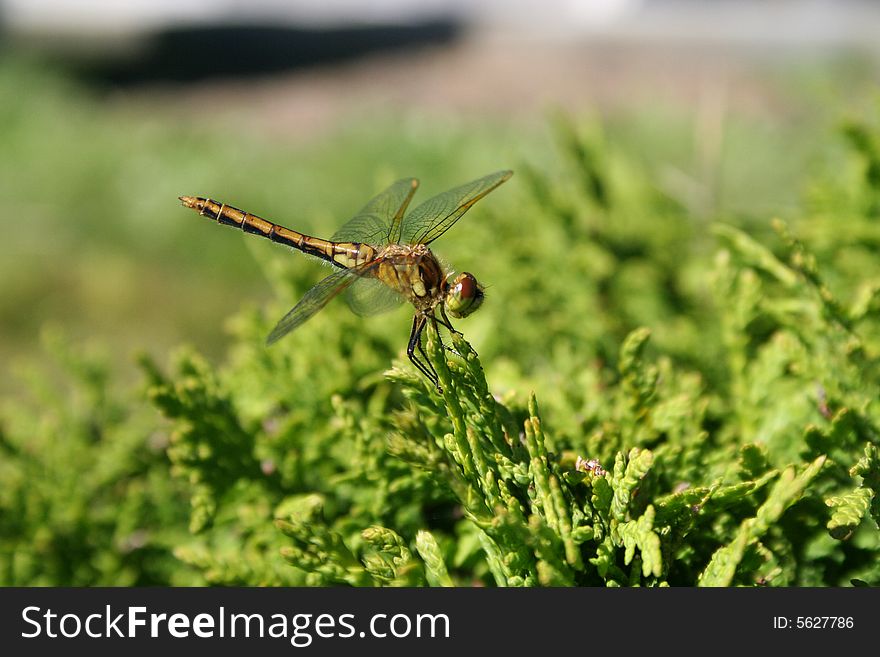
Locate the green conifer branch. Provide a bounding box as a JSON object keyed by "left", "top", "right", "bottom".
{"left": 361, "top": 526, "right": 422, "bottom": 585}
{"left": 826, "top": 488, "right": 873, "bottom": 540}
{"left": 850, "top": 443, "right": 880, "bottom": 525}
{"left": 141, "top": 351, "right": 261, "bottom": 532}
{"left": 415, "top": 530, "right": 454, "bottom": 587}
{"left": 275, "top": 494, "right": 373, "bottom": 587}
{"left": 699, "top": 456, "right": 826, "bottom": 586}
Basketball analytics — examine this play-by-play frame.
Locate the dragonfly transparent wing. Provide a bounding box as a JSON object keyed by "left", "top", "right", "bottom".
{"left": 266, "top": 261, "right": 379, "bottom": 344}
{"left": 344, "top": 276, "right": 406, "bottom": 317}
{"left": 331, "top": 177, "right": 419, "bottom": 244}
{"left": 399, "top": 170, "right": 512, "bottom": 245}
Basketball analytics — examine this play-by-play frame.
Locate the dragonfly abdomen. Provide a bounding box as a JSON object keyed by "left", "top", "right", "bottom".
{"left": 179, "top": 196, "right": 375, "bottom": 268}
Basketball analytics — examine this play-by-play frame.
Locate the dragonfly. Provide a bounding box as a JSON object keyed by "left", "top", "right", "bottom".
{"left": 179, "top": 170, "right": 512, "bottom": 391}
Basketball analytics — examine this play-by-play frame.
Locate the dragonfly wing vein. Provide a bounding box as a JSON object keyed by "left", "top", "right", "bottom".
{"left": 266, "top": 262, "right": 378, "bottom": 344}
{"left": 345, "top": 276, "right": 406, "bottom": 317}
{"left": 400, "top": 170, "right": 512, "bottom": 245}
{"left": 331, "top": 177, "right": 419, "bottom": 243}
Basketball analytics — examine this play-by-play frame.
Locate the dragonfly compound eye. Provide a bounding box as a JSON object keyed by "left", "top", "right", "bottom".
{"left": 445, "top": 272, "right": 484, "bottom": 318}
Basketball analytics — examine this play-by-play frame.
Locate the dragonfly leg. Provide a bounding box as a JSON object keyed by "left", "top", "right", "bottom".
{"left": 428, "top": 313, "right": 457, "bottom": 359}
{"left": 417, "top": 326, "right": 442, "bottom": 392}
{"left": 434, "top": 308, "right": 464, "bottom": 357}
{"left": 430, "top": 313, "right": 461, "bottom": 357}
{"left": 407, "top": 314, "right": 441, "bottom": 393}
{"left": 436, "top": 305, "right": 463, "bottom": 336}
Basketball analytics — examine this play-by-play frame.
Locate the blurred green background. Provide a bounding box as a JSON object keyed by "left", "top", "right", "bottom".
{"left": 3, "top": 1, "right": 880, "bottom": 586}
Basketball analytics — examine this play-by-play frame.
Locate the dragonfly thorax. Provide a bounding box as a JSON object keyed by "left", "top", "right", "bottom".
{"left": 375, "top": 244, "right": 483, "bottom": 318}
{"left": 375, "top": 243, "right": 447, "bottom": 312}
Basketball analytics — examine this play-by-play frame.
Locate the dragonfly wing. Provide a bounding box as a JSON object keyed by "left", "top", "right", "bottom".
{"left": 266, "top": 262, "right": 378, "bottom": 344}
{"left": 399, "top": 170, "right": 512, "bottom": 245}
{"left": 344, "top": 276, "right": 406, "bottom": 317}
{"left": 331, "top": 177, "right": 419, "bottom": 244}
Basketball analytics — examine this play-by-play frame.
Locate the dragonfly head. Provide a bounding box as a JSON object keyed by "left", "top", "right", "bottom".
{"left": 444, "top": 272, "right": 484, "bottom": 318}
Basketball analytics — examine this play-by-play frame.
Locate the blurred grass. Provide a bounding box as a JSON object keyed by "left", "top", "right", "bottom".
{"left": 0, "top": 51, "right": 875, "bottom": 396}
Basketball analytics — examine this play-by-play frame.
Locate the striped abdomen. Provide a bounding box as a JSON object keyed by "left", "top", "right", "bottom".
{"left": 179, "top": 196, "right": 376, "bottom": 269}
